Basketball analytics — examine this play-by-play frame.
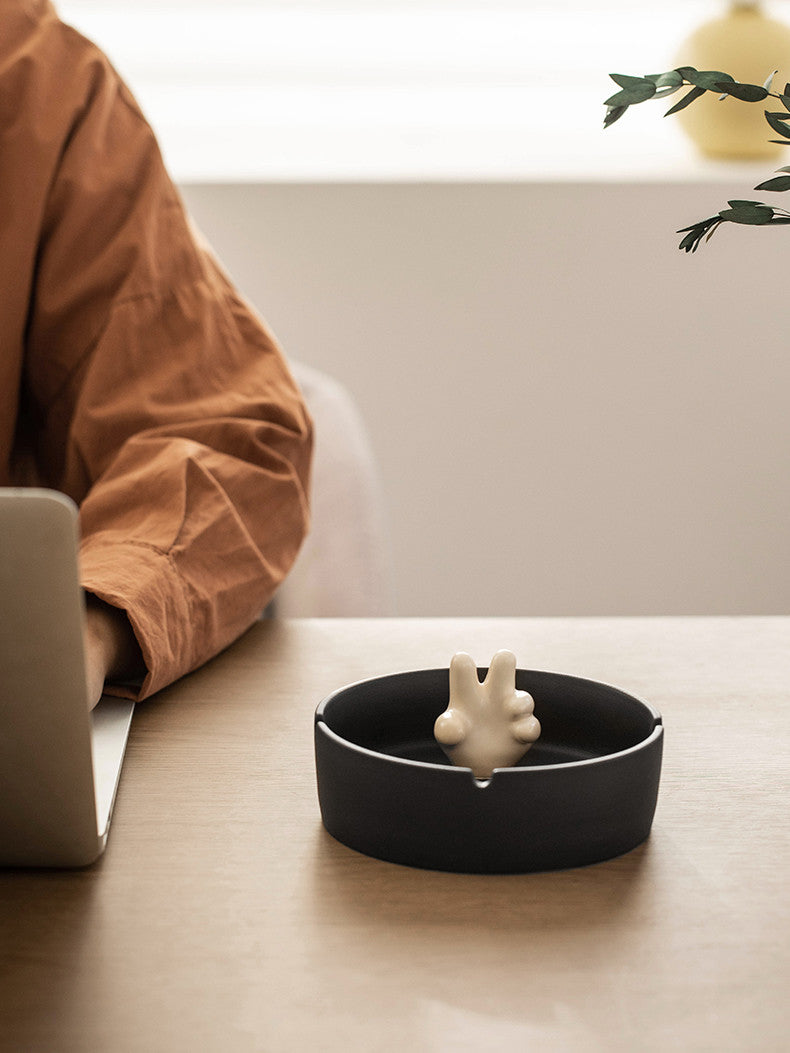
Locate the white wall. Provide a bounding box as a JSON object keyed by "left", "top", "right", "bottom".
{"left": 180, "top": 180, "right": 790, "bottom": 616}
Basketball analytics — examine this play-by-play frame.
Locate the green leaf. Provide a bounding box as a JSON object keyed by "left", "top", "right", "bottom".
{"left": 677, "top": 215, "right": 719, "bottom": 234}
{"left": 774, "top": 166, "right": 790, "bottom": 173}
{"left": 665, "top": 85, "right": 706, "bottom": 116}
{"left": 718, "top": 212, "right": 774, "bottom": 226}
{"left": 609, "top": 73, "right": 649, "bottom": 89}
{"left": 604, "top": 104, "right": 629, "bottom": 129}
{"left": 676, "top": 215, "right": 721, "bottom": 252}
{"left": 705, "top": 221, "right": 724, "bottom": 243}
{"left": 719, "top": 200, "right": 775, "bottom": 225}
{"left": 604, "top": 81, "right": 657, "bottom": 107}
{"left": 684, "top": 69, "right": 735, "bottom": 91}
{"left": 780, "top": 95, "right": 790, "bottom": 113}
{"left": 678, "top": 229, "right": 701, "bottom": 253}
{"left": 652, "top": 85, "right": 683, "bottom": 100}
{"left": 645, "top": 71, "right": 684, "bottom": 99}
{"left": 753, "top": 175, "right": 790, "bottom": 191}
{"left": 674, "top": 66, "right": 699, "bottom": 81}
{"left": 768, "top": 140, "right": 790, "bottom": 146}
{"left": 646, "top": 71, "right": 683, "bottom": 90}
{"left": 716, "top": 82, "right": 769, "bottom": 102}
{"left": 765, "top": 111, "right": 790, "bottom": 138}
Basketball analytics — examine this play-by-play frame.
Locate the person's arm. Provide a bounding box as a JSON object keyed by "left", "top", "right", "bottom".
{"left": 19, "top": 15, "right": 312, "bottom": 700}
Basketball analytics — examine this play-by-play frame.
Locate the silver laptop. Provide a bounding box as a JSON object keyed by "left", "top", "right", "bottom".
{"left": 0, "top": 488, "right": 135, "bottom": 867}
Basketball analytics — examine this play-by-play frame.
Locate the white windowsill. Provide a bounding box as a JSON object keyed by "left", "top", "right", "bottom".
{"left": 56, "top": 2, "right": 788, "bottom": 185}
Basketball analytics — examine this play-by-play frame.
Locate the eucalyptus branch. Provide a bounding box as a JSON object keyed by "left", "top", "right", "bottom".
{"left": 603, "top": 67, "right": 790, "bottom": 250}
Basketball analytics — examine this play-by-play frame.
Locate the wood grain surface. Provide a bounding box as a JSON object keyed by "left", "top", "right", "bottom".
{"left": 1, "top": 617, "right": 788, "bottom": 1052}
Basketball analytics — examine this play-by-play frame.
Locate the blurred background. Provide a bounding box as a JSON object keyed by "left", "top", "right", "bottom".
{"left": 58, "top": 1, "right": 790, "bottom": 616}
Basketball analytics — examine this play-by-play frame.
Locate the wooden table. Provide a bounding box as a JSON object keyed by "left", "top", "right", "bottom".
{"left": 2, "top": 617, "right": 789, "bottom": 1051}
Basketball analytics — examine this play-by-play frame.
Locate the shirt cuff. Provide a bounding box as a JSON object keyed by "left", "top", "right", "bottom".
{"left": 78, "top": 535, "right": 192, "bottom": 699}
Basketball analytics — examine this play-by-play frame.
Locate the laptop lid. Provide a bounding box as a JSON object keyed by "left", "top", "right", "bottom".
{"left": 0, "top": 488, "right": 133, "bottom": 867}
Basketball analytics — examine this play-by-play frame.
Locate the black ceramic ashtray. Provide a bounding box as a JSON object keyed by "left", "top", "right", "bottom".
{"left": 314, "top": 666, "right": 663, "bottom": 873}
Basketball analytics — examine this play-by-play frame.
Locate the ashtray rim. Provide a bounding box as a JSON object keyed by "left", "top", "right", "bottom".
{"left": 315, "top": 666, "right": 663, "bottom": 778}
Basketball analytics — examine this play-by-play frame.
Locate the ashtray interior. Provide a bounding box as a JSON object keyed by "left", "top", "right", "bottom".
{"left": 315, "top": 668, "right": 663, "bottom": 873}
{"left": 324, "top": 668, "right": 656, "bottom": 769}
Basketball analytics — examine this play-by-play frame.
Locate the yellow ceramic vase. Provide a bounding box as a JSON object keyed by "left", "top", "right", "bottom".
{"left": 674, "top": 0, "right": 790, "bottom": 159}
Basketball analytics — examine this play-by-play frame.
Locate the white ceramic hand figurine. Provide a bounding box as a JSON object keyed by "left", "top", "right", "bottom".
{"left": 434, "top": 650, "right": 541, "bottom": 779}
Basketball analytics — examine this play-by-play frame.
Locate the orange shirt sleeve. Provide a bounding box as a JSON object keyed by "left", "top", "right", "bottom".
{"left": 9, "top": 5, "right": 312, "bottom": 698}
